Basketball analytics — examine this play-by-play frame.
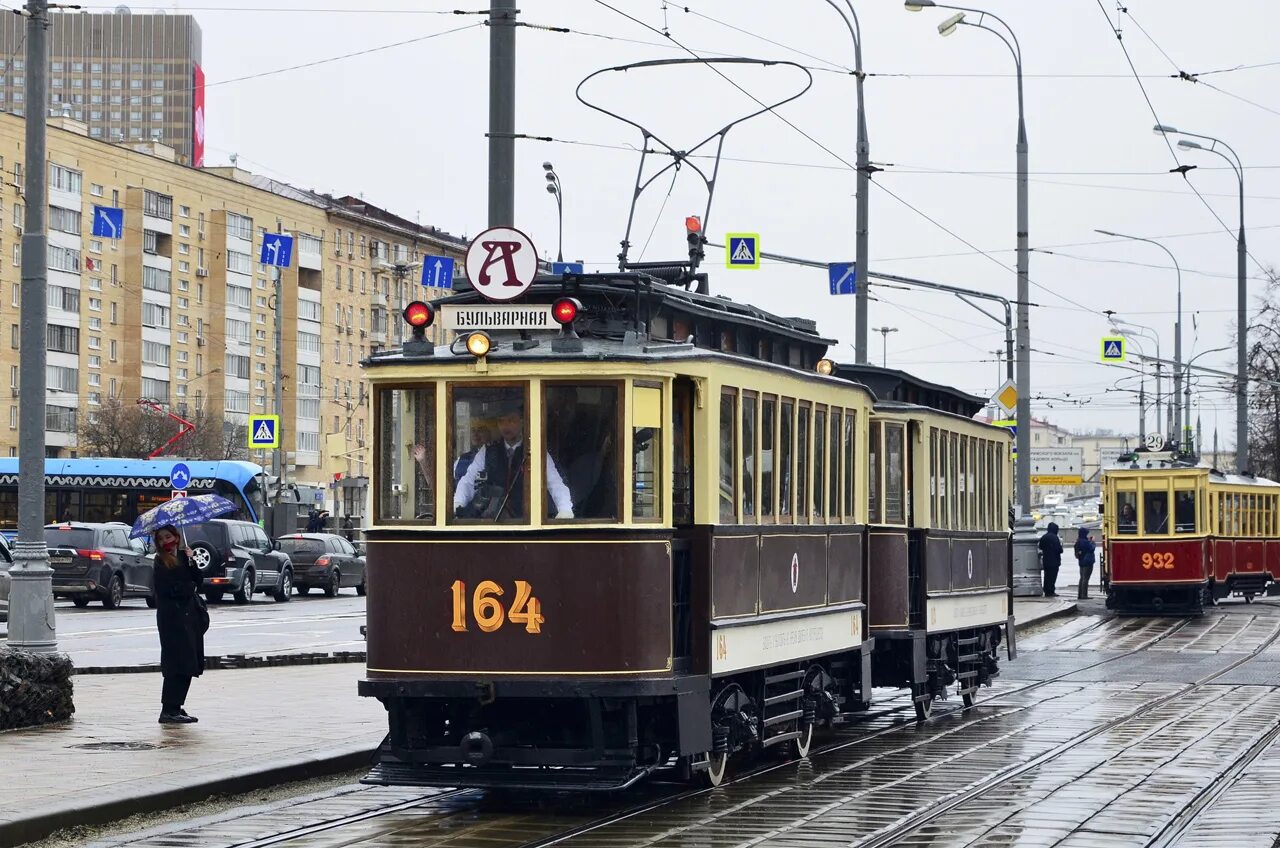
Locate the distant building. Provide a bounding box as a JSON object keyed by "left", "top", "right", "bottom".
{"left": 0, "top": 8, "right": 204, "bottom": 165}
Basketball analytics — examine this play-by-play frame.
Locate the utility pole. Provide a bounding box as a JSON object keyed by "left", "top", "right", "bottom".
{"left": 9, "top": 0, "right": 55, "bottom": 652}
{"left": 272, "top": 224, "right": 286, "bottom": 537}
{"left": 488, "top": 0, "right": 517, "bottom": 228}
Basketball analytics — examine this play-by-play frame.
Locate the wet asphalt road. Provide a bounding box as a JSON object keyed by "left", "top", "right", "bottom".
{"left": 84, "top": 600, "right": 1280, "bottom": 847}
{"left": 26, "top": 593, "right": 366, "bottom": 668}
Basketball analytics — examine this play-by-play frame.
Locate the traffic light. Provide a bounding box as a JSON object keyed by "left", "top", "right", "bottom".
{"left": 402, "top": 300, "right": 435, "bottom": 357}
{"left": 685, "top": 215, "right": 705, "bottom": 270}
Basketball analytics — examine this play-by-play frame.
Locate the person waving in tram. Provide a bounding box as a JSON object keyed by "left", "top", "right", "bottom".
{"left": 454, "top": 404, "right": 574, "bottom": 520}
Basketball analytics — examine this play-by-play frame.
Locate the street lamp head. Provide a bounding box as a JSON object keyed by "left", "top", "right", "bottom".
{"left": 938, "top": 11, "right": 965, "bottom": 35}
{"left": 545, "top": 183, "right": 557, "bottom": 195}
{"left": 542, "top": 161, "right": 554, "bottom": 171}
{"left": 1176, "top": 139, "right": 1203, "bottom": 151}
{"left": 904, "top": 0, "right": 935, "bottom": 10}
{"left": 1152, "top": 124, "right": 1179, "bottom": 135}
{"left": 544, "top": 171, "right": 557, "bottom": 182}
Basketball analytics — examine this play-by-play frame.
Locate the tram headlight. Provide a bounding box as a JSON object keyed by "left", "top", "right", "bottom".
{"left": 816, "top": 358, "right": 835, "bottom": 376}
{"left": 465, "top": 331, "right": 492, "bottom": 358}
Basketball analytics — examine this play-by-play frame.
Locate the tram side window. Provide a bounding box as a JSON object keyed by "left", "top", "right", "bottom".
{"left": 884, "top": 423, "right": 906, "bottom": 524}
{"left": 742, "top": 392, "right": 757, "bottom": 520}
{"left": 780, "top": 400, "right": 794, "bottom": 517}
{"left": 936, "top": 431, "right": 948, "bottom": 530}
{"left": 546, "top": 383, "right": 619, "bottom": 522}
{"left": 1174, "top": 489, "right": 1196, "bottom": 533}
{"left": 451, "top": 384, "right": 539, "bottom": 524}
{"left": 719, "top": 390, "right": 736, "bottom": 523}
{"left": 377, "top": 386, "right": 436, "bottom": 524}
{"left": 829, "top": 410, "right": 841, "bottom": 520}
{"left": 958, "top": 435, "right": 968, "bottom": 529}
{"left": 761, "top": 396, "right": 775, "bottom": 519}
{"left": 930, "top": 430, "right": 939, "bottom": 527}
{"left": 814, "top": 408, "right": 826, "bottom": 519}
{"left": 1143, "top": 488, "right": 1170, "bottom": 534}
{"left": 797, "top": 404, "right": 810, "bottom": 519}
{"left": 843, "top": 410, "right": 855, "bottom": 520}
{"left": 869, "top": 420, "right": 882, "bottom": 524}
{"left": 1115, "top": 491, "right": 1137, "bottom": 533}
{"left": 632, "top": 385, "right": 662, "bottom": 522}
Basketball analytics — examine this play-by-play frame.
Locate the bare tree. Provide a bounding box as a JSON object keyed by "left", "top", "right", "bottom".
{"left": 76, "top": 398, "right": 175, "bottom": 458}
{"left": 172, "top": 406, "right": 251, "bottom": 462}
{"left": 1248, "top": 270, "right": 1280, "bottom": 480}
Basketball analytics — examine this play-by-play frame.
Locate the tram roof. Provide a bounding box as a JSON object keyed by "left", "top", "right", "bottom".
{"left": 1103, "top": 459, "right": 1280, "bottom": 488}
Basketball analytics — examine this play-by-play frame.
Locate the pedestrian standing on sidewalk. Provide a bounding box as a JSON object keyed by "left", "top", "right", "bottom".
{"left": 1037, "top": 522, "right": 1063, "bottom": 598}
{"left": 1073, "top": 527, "right": 1096, "bottom": 600}
{"left": 153, "top": 524, "right": 205, "bottom": 724}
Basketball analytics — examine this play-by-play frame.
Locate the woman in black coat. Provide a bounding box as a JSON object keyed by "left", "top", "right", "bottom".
{"left": 153, "top": 524, "right": 205, "bottom": 724}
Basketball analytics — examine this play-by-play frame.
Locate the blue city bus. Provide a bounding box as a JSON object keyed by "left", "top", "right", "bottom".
{"left": 0, "top": 459, "right": 267, "bottom": 533}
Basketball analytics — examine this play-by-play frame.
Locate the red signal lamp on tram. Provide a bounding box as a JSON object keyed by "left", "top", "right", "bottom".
{"left": 552, "top": 297, "right": 580, "bottom": 326}
{"left": 551, "top": 296, "right": 584, "bottom": 354}
{"left": 402, "top": 300, "right": 435, "bottom": 357}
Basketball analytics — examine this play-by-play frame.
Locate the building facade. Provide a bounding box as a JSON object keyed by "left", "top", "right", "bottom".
{"left": 0, "top": 112, "right": 463, "bottom": 523}
{"left": 0, "top": 9, "right": 204, "bottom": 165}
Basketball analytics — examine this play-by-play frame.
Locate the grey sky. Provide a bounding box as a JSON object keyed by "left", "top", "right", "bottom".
{"left": 188, "top": 0, "right": 1278, "bottom": 446}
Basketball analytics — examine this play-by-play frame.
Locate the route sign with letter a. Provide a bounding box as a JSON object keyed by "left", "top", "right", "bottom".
{"left": 464, "top": 226, "right": 539, "bottom": 302}
{"left": 248, "top": 414, "right": 280, "bottom": 449}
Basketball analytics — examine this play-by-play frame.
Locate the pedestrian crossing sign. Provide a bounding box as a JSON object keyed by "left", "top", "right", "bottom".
{"left": 726, "top": 233, "right": 760, "bottom": 269}
{"left": 1100, "top": 336, "right": 1126, "bottom": 363}
{"left": 248, "top": 414, "right": 281, "bottom": 449}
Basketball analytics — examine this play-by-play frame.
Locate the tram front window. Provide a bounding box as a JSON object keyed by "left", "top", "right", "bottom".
{"left": 1174, "top": 490, "right": 1197, "bottom": 533}
{"left": 378, "top": 386, "right": 436, "bottom": 523}
{"left": 451, "top": 385, "right": 539, "bottom": 523}
{"left": 545, "top": 383, "right": 618, "bottom": 522}
{"left": 1116, "top": 491, "right": 1138, "bottom": 534}
{"left": 1144, "top": 491, "right": 1170, "bottom": 534}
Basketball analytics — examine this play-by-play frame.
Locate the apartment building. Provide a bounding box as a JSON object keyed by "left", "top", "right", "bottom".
{"left": 0, "top": 9, "right": 204, "bottom": 165}
{"left": 0, "top": 111, "right": 464, "bottom": 512}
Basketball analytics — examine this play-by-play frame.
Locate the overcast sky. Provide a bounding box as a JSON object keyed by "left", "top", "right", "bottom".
{"left": 176, "top": 0, "right": 1279, "bottom": 447}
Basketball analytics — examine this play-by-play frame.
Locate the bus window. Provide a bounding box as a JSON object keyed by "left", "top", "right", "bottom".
{"left": 546, "top": 383, "right": 619, "bottom": 522}
{"left": 719, "top": 390, "right": 736, "bottom": 523}
{"left": 1143, "top": 488, "right": 1170, "bottom": 534}
{"left": 632, "top": 385, "right": 662, "bottom": 523}
{"left": 885, "top": 422, "right": 906, "bottom": 524}
{"left": 1174, "top": 489, "right": 1196, "bottom": 533}
{"left": 450, "top": 384, "right": 540, "bottom": 524}
{"left": 1116, "top": 491, "right": 1138, "bottom": 534}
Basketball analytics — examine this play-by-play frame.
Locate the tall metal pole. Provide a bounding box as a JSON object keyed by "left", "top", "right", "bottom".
{"left": 1237, "top": 182, "right": 1248, "bottom": 472}
{"left": 1014, "top": 71, "right": 1029, "bottom": 513}
{"left": 853, "top": 23, "right": 870, "bottom": 365}
{"left": 488, "top": 0, "right": 517, "bottom": 228}
{"left": 272, "top": 260, "right": 284, "bottom": 536}
{"left": 9, "top": 0, "right": 55, "bottom": 652}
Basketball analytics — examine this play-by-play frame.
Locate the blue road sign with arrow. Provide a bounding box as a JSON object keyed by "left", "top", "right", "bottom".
{"left": 828, "top": 262, "right": 857, "bottom": 295}
{"left": 260, "top": 234, "right": 294, "bottom": 268}
{"left": 91, "top": 206, "right": 124, "bottom": 240}
{"left": 421, "top": 255, "right": 455, "bottom": 289}
{"left": 551, "top": 261, "right": 584, "bottom": 275}
{"left": 169, "top": 462, "right": 191, "bottom": 490}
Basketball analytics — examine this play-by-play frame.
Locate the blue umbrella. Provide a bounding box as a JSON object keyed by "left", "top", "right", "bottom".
{"left": 129, "top": 493, "right": 238, "bottom": 539}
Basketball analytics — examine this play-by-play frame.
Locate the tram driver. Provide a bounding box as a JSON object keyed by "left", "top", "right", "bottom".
{"left": 1145, "top": 496, "right": 1169, "bottom": 534}
{"left": 453, "top": 404, "right": 575, "bottom": 521}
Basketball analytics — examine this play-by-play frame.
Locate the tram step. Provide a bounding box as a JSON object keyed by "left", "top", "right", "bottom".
{"left": 764, "top": 689, "right": 804, "bottom": 708}
{"left": 956, "top": 636, "right": 981, "bottom": 647}
{"left": 957, "top": 670, "right": 979, "bottom": 680}
{"left": 765, "top": 670, "right": 806, "bottom": 685}
{"left": 762, "top": 709, "right": 804, "bottom": 728}
{"left": 761, "top": 729, "right": 803, "bottom": 749}
{"left": 957, "top": 653, "right": 982, "bottom": 664}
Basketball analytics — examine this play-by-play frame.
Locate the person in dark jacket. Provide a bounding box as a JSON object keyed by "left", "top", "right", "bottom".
{"left": 153, "top": 524, "right": 204, "bottom": 724}
{"left": 1073, "top": 527, "right": 1097, "bottom": 600}
{"left": 1037, "top": 522, "right": 1063, "bottom": 598}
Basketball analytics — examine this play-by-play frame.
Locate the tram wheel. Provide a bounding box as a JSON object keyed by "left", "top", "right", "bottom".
{"left": 914, "top": 694, "right": 934, "bottom": 721}
{"left": 700, "top": 752, "right": 729, "bottom": 788}
{"left": 791, "top": 721, "right": 814, "bottom": 759}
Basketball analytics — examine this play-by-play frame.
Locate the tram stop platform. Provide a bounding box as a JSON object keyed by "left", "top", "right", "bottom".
{"left": 0, "top": 600, "right": 1076, "bottom": 848}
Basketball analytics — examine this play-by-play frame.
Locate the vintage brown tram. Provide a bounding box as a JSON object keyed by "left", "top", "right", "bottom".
{"left": 358, "top": 273, "right": 1013, "bottom": 790}
{"left": 1102, "top": 449, "right": 1280, "bottom": 614}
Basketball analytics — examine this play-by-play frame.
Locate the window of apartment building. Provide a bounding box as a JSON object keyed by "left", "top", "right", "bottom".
{"left": 10, "top": 245, "right": 17, "bottom": 267}
{"left": 225, "top": 318, "right": 250, "bottom": 343}
{"left": 46, "top": 405, "right": 77, "bottom": 433}
{"left": 177, "top": 261, "right": 190, "bottom": 273}
{"left": 224, "top": 284, "right": 251, "bottom": 310}
{"left": 347, "top": 268, "right": 353, "bottom": 292}
{"left": 7, "top": 324, "right": 14, "bottom": 349}
{"left": 178, "top": 244, "right": 190, "bottom": 256}
{"left": 227, "top": 213, "right": 252, "bottom": 241}
{"left": 178, "top": 224, "right": 190, "bottom": 237}
{"left": 256, "top": 313, "right": 265, "bottom": 325}
{"left": 333, "top": 339, "right": 340, "bottom": 363}
{"left": 254, "top": 345, "right": 266, "bottom": 357}
{"left": 143, "top": 190, "right": 172, "bottom": 221}
{"left": 227, "top": 250, "right": 251, "bottom": 274}
{"left": 46, "top": 364, "right": 78, "bottom": 393}
{"left": 109, "top": 378, "right": 117, "bottom": 398}
{"left": 129, "top": 79, "right": 142, "bottom": 90}
{"left": 225, "top": 353, "right": 250, "bottom": 379}
{"left": 142, "top": 341, "right": 170, "bottom": 366}
{"left": 88, "top": 297, "right": 101, "bottom": 311}
{"left": 196, "top": 283, "right": 203, "bottom": 302}
{"left": 8, "top": 365, "right": 15, "bottom": 387}
{"left": 150, "top": 111, "right": 162, "bottom": 121}
{"left": 176, "top": 350, "right": 188, "bottom": 363}
{"left": 140, "top": 377, "right": 168, "bottom": 401}
{"left": 46, "top": 285, "right": 79, "bottom": 313}
{"left": 88, "top": 317, "right": 101, "bottom": 331}
{"left": 87, "top": 336, "right": 100, "bottom": 350}
{"left": 87, "top": 373, "right": 100, "bottom": 389}
{"left": 109, "top": 340, "right": 117, "bottom": 361}
{"left": 298, "top": 331, "right": 320, "bottom": 354}
{"left": 89, "top": 239, "right": 102, "bottom": 253}
{"left": 298, "top": 299, "right": 321, "bottom": 322}
{"left": 45, "top": 324, "right": 79, "bottom": 354}
{"left": 48, "top": 205, "right": 80, "bottom": 234}
{"left": 256, "top": 296, "right": 267, "bottom": 308}
{"left": 12, "top": 202, "right": 23, "bottom": 229}
{"left": 225, "top": 390, "right": 248, "bottom": 413}
{"left": 129, "top": 110, "right": 141, "bottom": 122}
{"left": 176, "top": 278, "right": 189, "bottom": 292}
{"left": 142, "top": 266, "right": 170, "bottom": 293}
{"left": 89, "top": 128, "right": 102, "bottom": 139}
{"left": 47, "top": 245, "right": 79, "bottom": 273}
{"left": 47, "top": 164, "right": 81, "bottom": 194}
{"left": 256, "top": 361, "right": 266, "bottom": 374}
{"left": 141, "top": 302, "right": 169, "bottom": 329}
{"left": 129, "top": 128, "right": 142, "bottom": 141}
{"left": 176, "top": 332, "right": 188, "bottom": 344}
{"left": 177, "top": 296, "right": 188, "bottom": 309}
{"left": 109, "top": 302, "right": 117, "bottom": 324}
{"left": 178, "top": 205, "right": 190, "bottom": 218}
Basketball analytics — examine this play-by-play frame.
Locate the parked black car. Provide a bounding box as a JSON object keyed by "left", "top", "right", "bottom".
{"left": 184, "top": 520, "right": 294, "bottom": 604}
{"left": 278, "top": 533, "right": 367, "bottom": 597}
{"left": 45, "top": 522, "right": 154, "bottom": 609}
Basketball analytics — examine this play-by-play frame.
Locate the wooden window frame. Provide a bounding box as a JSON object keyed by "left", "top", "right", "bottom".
{"left": 719, "top": 387, "right": 738, "bottom": 525}
{"left": 741, "top": 390, "right": 759, "bottom": 523}
{"left": 813, "top": 405, "right": 827, "bottom": 523}
{"left": 761, "top": 394, "right": 777, "bottom": 524}
{"left": 446, "top": 380, "right": 532, "bottom": 527}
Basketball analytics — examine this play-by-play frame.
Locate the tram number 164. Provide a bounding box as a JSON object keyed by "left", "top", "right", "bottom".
{"left": 1140, "top": 552, "right": 1176, "bottom": 570}
{"left": 450, "top": 580, "right": 545, "bottom": 633}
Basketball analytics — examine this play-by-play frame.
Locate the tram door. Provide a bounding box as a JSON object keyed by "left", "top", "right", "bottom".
{"left": 672, "top": 377, "right": 697, "bottom": 668}
{"left": 906, "top": 422, "right": 926, "bottom": 629}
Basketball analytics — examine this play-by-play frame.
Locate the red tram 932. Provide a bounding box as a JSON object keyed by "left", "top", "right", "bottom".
{"left": 1103, "top": 451, "right": 1280, "bottom": 614}
{"left": 358, "top": 274, "right": 1014, "bottom": 791}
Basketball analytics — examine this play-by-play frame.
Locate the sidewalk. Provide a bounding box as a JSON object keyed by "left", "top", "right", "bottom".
{"left": 0, "top": 606, "right": 1079, "bottom": 847}
{"left": 0, "top": 663, "right": 384, "bottom": 848}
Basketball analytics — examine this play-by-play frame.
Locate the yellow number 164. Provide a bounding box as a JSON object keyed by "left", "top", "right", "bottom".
{"left": 450, "top": 580, "right": 544, "bottom": 633}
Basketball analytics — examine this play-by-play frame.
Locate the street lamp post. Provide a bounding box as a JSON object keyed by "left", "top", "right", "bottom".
{"left": 906, "top": 0, "right": 1030, "bottom": 514}
{"left": 874, "top": 326, "right": 898, "bottom": 367}
{"left": 820, "top": 1, "right": 871, "bottom": 363}
{"left": 1154, "top": 124, "right": 1248, "bottom": 473}
{"left": 1183, "top": 345, "right": 1232, "bottom": 457}
{"left": 542, "top": 162, "right": 563, "bottom": 263}
{"left": 1112, "top": 318, "right": 1164, "bottom": 434}
{"left": 1096, "top": 229, "right": 1183, "bottom": 448}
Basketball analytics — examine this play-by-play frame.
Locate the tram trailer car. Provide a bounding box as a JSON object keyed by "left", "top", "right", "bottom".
{"left": 1103, "top": 454, "right": 1280, "bottom": 615}
{"left": 358, "top": 275, "right": 1013, "bottom": 790}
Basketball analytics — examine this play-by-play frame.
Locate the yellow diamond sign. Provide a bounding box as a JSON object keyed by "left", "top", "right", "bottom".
{"left": 992, "top": 379, "right": 1017, "bottom": 416}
